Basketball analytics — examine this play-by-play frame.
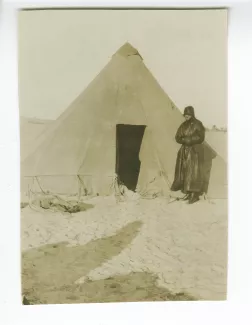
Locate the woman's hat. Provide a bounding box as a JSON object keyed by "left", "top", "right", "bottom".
{"left": 183, "top": 106, "right": 195, "bottom": 117}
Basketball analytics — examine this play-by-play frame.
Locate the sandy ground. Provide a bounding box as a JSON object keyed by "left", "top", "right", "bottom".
{"left": 21, "top": 196, "right": 227, "bottom": 302}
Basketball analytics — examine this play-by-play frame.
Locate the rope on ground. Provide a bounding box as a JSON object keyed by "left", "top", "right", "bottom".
{"left": 34, "top": 177, "right": 77, "bottom": 206}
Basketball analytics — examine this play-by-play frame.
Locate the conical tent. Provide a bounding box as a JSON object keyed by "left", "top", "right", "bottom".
{"left": 21, "top": 42, "right": 227, "bottom": 200}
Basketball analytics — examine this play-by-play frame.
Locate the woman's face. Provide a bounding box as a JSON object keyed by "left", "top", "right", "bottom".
{"left": 184, "top": 114, "right": 191, "bottom": 121}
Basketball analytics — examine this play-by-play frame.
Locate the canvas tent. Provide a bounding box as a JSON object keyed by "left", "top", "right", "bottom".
{"left": 20, "top": 117, "right": 52, "bottom": 161}
{"left": 21, "top": 42, "right": 227, "bottom": 201}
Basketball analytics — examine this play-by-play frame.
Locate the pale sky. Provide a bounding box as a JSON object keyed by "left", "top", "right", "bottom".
{"left": 18, "top": 9, "right": 227, "bottom": 128}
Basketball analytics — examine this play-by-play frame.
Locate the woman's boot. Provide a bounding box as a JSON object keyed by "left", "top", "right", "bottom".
{"left": 188, "top": 192, "right": 200, "bottom": 204}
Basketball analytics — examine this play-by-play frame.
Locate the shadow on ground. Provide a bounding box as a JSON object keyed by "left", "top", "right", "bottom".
{"left": 22, "top": 220, "right": 196, "bottom": 304}
{"left": 24, "top": 271, "right": 196, "bottom": 305}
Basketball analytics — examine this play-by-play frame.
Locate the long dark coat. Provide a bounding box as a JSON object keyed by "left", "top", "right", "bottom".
{"left": 171, "top": 117, "right": 205, "bottom": 194}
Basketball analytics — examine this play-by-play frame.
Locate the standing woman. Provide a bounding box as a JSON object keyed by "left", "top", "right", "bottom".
{"left": 171, "top": 106, "right": 205, "bottom": 204}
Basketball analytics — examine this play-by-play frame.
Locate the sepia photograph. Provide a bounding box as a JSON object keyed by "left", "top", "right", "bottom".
{"left": 19, "top": 8, "right": 228, "bottom": 304}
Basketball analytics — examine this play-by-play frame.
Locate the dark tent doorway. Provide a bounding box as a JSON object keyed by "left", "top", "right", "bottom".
{"left": 116, "top": 124, "right": 146, "bottom": 191}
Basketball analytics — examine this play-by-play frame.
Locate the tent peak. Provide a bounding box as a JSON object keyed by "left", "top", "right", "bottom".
{"left": 114, "top": 42, "right": 143, "bottom": 60}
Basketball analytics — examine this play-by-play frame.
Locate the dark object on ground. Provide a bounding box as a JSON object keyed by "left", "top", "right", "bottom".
{"left": 21, "top": 202, "right": 28, "bottom": 209}
{"left": 22, "top": 295, "right": 31, "bottom": 305}
{"left": 33, "top": 196, "right": 94, "bottom": 213}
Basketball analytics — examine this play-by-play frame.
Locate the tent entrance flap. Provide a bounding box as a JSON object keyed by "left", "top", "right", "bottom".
{"left": 116, "top": 124, "right": 146, "bottom": 191}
